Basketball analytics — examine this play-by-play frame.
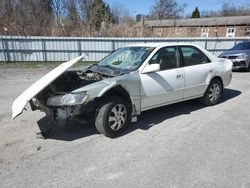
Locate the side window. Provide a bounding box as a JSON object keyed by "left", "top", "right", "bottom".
{"left": 180, "top": 46, "right": 210, "bottom": 66}
{"left": 149, "top": 47, "right": 178, "bottom": 70}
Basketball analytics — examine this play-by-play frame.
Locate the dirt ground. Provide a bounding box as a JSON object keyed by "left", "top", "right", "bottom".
{"left": 0, "top": 68, "right": 250, "bottom": 188}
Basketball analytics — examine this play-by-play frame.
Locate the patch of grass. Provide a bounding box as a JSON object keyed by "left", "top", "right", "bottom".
{"left": 0, "top": 61, "right": 96, "bottom": 69}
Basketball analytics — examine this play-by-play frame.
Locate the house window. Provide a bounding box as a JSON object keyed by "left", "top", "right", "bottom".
{"left": 154, "top": 28, "right": 162, "bottom": 37}
{"left": 226, "top": 27, "right": 236, "bottom": 37}
{"left": 175, "top": 28, "right": 181, "bottom": 36}
{"left": 201, "top": 28, "right": 209, "bottom": 37}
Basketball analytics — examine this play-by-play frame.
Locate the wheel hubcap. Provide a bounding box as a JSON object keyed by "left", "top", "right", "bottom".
{"left": 208, "top": 83, "right": 220, "bottom": 103}
{"left": 109, "top": 104, "right": 127, "bottom": 131}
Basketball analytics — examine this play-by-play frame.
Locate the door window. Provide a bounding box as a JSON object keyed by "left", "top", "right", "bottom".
{"left": 149, "top": 47, "right": 179, "bottom": 70}
{"left": 180, "top": 46, "right": 210, "bottom": 66}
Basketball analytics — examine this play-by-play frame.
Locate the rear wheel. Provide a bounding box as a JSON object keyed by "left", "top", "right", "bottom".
{"left": 95, "top": 96, "right": 130, "bottom": 138}
{"left": 200, "top": 79, "right": 222, "bottom": 106}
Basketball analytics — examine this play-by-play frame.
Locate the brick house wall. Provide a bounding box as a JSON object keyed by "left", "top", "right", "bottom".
{"left": 149, "top": 25, "right": 249, "bottom": 37}
{"left": 137, "top": 16, "right": 250, "bottom": 37}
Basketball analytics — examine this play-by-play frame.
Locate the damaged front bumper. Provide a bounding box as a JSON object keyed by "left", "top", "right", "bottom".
{"left": 30, "top": 96, "right": 96, "bottom": 127}
{"left": 231, "top": 58, "right": 248, "bottom": 70}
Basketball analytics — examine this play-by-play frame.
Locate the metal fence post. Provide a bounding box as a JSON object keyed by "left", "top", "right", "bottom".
{"left": 234, "top": 38, "right": 237, "bottom": 46}
{"left": 77, "top": 39, "right": 81, "bottom": 56}
{"left": 42, "top": 38, "right": 47, "bottom": 62}
{"left": 4, "top": 37, "right": 10, "bottom": 62}
{"left": 112, "top": 40, "right": 115, "bottom": 51}
{"left": 1, "top": 37, "right": 7, "bottom": 63}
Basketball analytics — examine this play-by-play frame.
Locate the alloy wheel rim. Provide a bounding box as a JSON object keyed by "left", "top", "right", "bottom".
{"left": 109, "top": 104, "right": 127, "bottom": 131}
{"left": 208, "top": 83, "right": 220, "bottom": 103}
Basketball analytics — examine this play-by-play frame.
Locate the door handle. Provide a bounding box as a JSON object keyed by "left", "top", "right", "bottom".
{"left": 176, "top": 74, "right": 183, "bottom": 79}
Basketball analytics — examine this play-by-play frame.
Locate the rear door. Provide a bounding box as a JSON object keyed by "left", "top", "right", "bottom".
{"left": 179, "top": 46, "right": 212, "bottom": 98}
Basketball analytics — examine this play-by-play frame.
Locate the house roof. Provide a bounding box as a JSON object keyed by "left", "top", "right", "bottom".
{"left": 144, "top": 16, "right": 250, "bottom": 27}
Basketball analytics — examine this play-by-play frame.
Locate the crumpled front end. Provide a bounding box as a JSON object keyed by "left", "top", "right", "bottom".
{"left": 12, "top": 55, "right": 87, "bottom": 120}
{"left": 29, "top": 69, "right": 113, "bottom": 127}
{"left": 30, "top": 96, "right": 96, "bottom": 127}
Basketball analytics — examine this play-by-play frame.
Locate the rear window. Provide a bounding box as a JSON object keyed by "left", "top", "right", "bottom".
{"left": 180, "top": 46, "right": 210, "bottom": 66}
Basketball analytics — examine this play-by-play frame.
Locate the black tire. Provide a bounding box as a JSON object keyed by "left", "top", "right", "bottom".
{"left": 95, "top": 96, "right": 131, "bottom": 138}
{"left": 199, "top": 79, "right": 222, "bottom": 106}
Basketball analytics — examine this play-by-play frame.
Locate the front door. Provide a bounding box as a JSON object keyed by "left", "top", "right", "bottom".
{"left": 140, "top": 46, "right": 184, "bottom": 110}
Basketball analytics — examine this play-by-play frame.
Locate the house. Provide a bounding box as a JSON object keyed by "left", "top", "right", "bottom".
{"left": 137, "top": 16, "right": 250, "bottom": 37}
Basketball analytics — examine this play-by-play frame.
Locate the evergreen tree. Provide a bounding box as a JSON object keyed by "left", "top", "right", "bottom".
{"left": 191, "top": 7, "right": 200, "bottom": 18}
{"left": 89, "top": 0, "right": 106, "bottom": 31}
{"left": 136, "top": 14, "right": 142, "bottom": 22}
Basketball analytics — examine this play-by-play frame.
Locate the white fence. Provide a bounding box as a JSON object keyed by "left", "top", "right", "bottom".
{"left": 1, "top": 36, "right": 250, "bottom": 62}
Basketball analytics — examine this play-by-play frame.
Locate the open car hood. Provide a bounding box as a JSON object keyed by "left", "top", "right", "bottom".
{"left": 12, "top": 54, "right": 87, "bottom": 119}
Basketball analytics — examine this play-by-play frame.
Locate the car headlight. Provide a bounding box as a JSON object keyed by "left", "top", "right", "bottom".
{"left": 47, "top": 92, "right": 88, "bottom": 106}
{"left": 236, "top": 54, "right": 247, "bottom": 59}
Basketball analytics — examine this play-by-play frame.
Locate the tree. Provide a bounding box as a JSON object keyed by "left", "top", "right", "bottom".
{"left": 0, "top": 0, "right": 15, "bottom": 33}
{"left": 149, "top": 0, "right": 186, "bottom": 20}
{"left": 221, "top": 1, "right": 237, "bottom": 16}
{"left": 52, "top": 0, "right": 67, "bottom": 25}
{"left": 136, "top": 14, "right": 143, "bottom": 22}
{"left": 201, "top": 0, "right": 250, "bottom": 17}
{"left": 89, "top": 0, "right": 106, "bottom": 31}
{"left": 191, "top": 7, "right": 200, "bottom": 18}
{"left": 111, "top": 2, "right": 134, "bottom": 24}
{"left": 78, "top": 0, "right": 93, "bottom": 21}
{"left": 104, "top": 5, "right": 115, "bottom": 24}
{"left": 13, "top": 0, "right": 53, "bottom": 35}
{"left": 66, "top": 0, "right": 80, "bottom": 26}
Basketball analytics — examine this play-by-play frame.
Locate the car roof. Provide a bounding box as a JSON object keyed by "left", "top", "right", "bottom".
{"left": 125, "top": 42, "right": 199, "bottom": 48}
{"left": 125, "top": 42, "right": 217, "bottom": 61}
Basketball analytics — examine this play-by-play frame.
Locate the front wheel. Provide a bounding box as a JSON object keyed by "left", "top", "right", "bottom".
{"left": 200, "top": 79, "right": 222, "bottom": 106}
{"left": 95, "top": 96, "right": 130, "bottom": 138}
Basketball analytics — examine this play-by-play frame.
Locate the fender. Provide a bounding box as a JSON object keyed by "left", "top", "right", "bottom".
{"left": 98, "top": 82, "right": 120, "bottom": 97}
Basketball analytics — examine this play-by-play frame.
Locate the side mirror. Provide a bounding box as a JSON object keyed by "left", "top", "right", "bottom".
{"left": 142, "top": 64, "right": 160, "bottom": 73}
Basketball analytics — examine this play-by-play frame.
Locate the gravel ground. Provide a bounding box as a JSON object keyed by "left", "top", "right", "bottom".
{"left": 0, "top": 68, "right": 250, "bottom": 188}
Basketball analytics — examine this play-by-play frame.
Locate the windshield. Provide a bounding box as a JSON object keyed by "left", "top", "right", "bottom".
{"left": 231, "top": 42, "right": 250, "bottom": 50}
{"left": 98, "top": 47, "right": 155, "bottom": 71}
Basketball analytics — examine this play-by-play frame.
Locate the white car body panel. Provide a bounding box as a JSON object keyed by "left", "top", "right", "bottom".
{"left": 140, "top": 67, "right": 184, "bottom": 110}
{"left": 72, "top": 72, "right": 141, "bottom": 114}
{"left": 183, "top": 63, "right": 212, "bottom": 98}
{"left": 12, "top": 54, "right": 87, "bottom": 119}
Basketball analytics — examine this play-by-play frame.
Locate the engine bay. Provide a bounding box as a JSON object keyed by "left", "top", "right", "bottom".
{"left": 34, "top": 69, "right": 112, "bottom": 107}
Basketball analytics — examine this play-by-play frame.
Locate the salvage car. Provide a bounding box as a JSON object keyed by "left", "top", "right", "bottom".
{"left": 219, "top": 41, "right": 250, "bottom": 71}
{"left": 12, "top": 43, "right": 233, "bottom": 138}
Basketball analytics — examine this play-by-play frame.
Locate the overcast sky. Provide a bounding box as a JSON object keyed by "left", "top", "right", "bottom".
{"left": 105, "top": 0, "right": 249, "bottom": 17}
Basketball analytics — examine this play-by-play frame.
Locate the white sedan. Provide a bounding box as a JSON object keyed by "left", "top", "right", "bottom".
{"left": 12, "top": 43, "right": 233, "bottom": 138}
